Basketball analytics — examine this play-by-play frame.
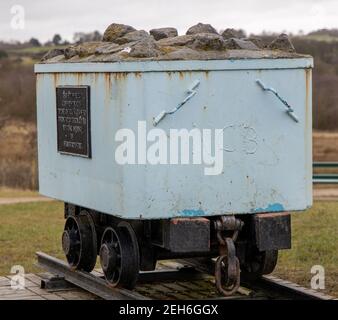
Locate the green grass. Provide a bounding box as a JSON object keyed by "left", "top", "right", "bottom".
{"left": 6, "top": 45, "right": 68, "bottom": 66}
{"left": 0, "top": 201, "right": 336, "bottom": 297}
{"left": 0, "top": 187, "right": 39, "bottom": 198}
{"left": 7, "top": 45, "right": 66, "bottom": 55}
{"left": 0, "top": 201, "right": 64, "bottom": 276}
{"left": 273, "top": 201, "right": 338, "bottom": 297}
{"left": 303, "top": 34, "right": 338, "bottom": 43}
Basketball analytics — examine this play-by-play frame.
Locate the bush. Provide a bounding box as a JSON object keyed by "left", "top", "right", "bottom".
{"left": 0, "top": 60, "right": 36, "bottom": 122}
{"left": 0, "top": 50, "right": 8, "bottom": 59}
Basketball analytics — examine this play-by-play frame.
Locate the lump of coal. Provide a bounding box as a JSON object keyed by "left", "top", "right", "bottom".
{"left": 161, "top": 47, "right": 202, "bottom": 60}
{"left": 65, "top": 42, "right": 101, "bottom": 59}
{"left": 157, "top": 35, "right": 195, "bottom": 47}
{"left": 129, "top": 37, "right": 160, "bottom": 58}
{"left": 224, "top": 38, "right": 259, "bottom": 50}
{"left": 150, "top": 27, "right": 178, "bottom": 40}
{"left": 243, "top": 37, "right": 265, "bottom": 49}
{"left": 94, "top": 51, "right": 130, "bottom": 62}
{"left": 268, "top": 34, "right": 295, "bottom": 52}
{"left": 191, "top": 33, "right": 225, "bottom": 50}
{"left": 41, "top": 48, "right": 65, "bottom": 61}
{"left": 114, "top": 30, "right": 150, "bottom": 44}
{"left": 41, "top": 21, "right": 303, "bottom": 63}
{"left": 221, "top": 28, "right": 246, "bottom": 39}
{"left": 102, "top": 23, "right": 136, "bottom": 42}
{"left": 77, "top": 42, "right": 102, "bottom": 57}
{"left": 186, "top": 23, "right": 218, "bottom": 35}
{"left": 95, "top": 42, "right": 120, "bottom": 55}
{"left": 64, "top": 46, "right": 78, "bottom": 59}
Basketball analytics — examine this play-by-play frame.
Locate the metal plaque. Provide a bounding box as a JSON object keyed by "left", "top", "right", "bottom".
{"left": 56, "top": 86, "right": 91, "bottom": 158}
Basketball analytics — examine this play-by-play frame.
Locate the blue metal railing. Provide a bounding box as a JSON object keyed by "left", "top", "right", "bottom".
{"left": 313, "top": 162, "right": 338, "bottom": 184}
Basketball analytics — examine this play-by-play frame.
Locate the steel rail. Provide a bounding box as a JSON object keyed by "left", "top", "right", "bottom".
{"left": 242, "top": 275, "right": 335, "bottom": 300}
{"left": 178, "top": 258, "right": 336, "bottom": 300}
{"left": 36, "top": 252, "right": 336, "bottom": 300}
{"left": 36, "top": 252, "right": 148, "bottom": 300}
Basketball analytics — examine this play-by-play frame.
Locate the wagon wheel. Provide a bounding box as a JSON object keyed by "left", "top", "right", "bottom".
{"left": 241, "top": 250, "right": 278, "bottom": 280}
{"left": 62, "top": 210, "right": 97, "bottom": 272}
{"left": 99, "top": 222, "right": 140, "bottom": 289}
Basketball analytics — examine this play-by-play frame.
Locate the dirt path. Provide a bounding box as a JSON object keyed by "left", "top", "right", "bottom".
{"left": 313, "top": 188, "right": 338, "bottom": 201}
{"left": 0, "top": 196, "right": 54, "bottom": 205}
{"left": 313, "top": 131, "right": 338, "bottom": 161}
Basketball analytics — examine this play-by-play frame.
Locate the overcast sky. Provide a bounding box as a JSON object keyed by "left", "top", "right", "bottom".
{"left": 1, "top": 0, "right": 337, "bottom": 43}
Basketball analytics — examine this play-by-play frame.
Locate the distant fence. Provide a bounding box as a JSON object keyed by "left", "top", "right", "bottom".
{"left": 313, "top": 162, "right": 338, "bottom": 184}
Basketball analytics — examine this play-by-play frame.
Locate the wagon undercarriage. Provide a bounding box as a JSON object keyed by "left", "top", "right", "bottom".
{"left": 61, "top": 203, "right": 291, "bottom": 295}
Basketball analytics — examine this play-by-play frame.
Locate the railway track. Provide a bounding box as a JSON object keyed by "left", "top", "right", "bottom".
{"left": 36, "top": 252, "right": 335, "bottom": 300}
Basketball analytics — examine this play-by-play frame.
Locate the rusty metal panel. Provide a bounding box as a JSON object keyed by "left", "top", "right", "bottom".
{"left": 35, "top": 58, "right": 313, "bottom": 219}
{"left": 254, "top": 213, "right": 291, "bottom": 251}
{"left": 162, "top": 218, "right": 210, "bottom": 253}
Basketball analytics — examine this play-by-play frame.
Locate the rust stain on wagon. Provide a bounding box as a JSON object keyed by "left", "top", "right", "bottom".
{"left": 112, "top": 72, "right": 127, "bottom": 104}
{"left": 104, "top": 73, "right": 112, "bottom": 103}
{"left": 305, "top": 69, "right": 310, "bottom": 107}
{"left": 134, "top": 72, "right": 142, "bottom": 79}
{"left": 304, "top": 68, "right": 312, "bottom": 191}
{"left": 305, "top": 69, "right": 311, "bottom": 133}
{"left": 76, "top": 73, "right": 84, "bottom": 84}
{"left": 52, "top": 73, "right": 59, "bottom": 87}
{"left": 104, "top": 73, "right": 112, "bottom": 89}
{"left": 93, "top": 73, "right": 99, "bottom": 85}
{"left": 113, "top": 72, "right": 128, "bottom": 80}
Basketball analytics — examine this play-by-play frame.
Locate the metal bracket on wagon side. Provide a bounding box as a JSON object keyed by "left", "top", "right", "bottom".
{"left": 153, "top": 79, "right": 201, "bottom": 126}
{"left": 256, "top": 79, "right": 299, "bottom": 123}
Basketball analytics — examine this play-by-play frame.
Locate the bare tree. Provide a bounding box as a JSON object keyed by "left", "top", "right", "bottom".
{"left": 52, "top": 34, "right": 62, "bottom": 46}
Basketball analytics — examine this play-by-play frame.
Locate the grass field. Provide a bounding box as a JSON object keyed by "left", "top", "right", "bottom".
{"left": 0, "top": 200, "right": 337, "bottom": 297}
{"left": 303, "top": 34, "right": 338, "bottom": 43}
{"left": 7, "top": 45, "right": 66, "bottom": 55}
{"left": 273, "top": 201, "right": 338, "bottom": 296}
{"left": 0, "top": 187, "right": 38, "bottom": 198}
{"left": 0, "top": 201, "right": 64, "bottom": 277}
